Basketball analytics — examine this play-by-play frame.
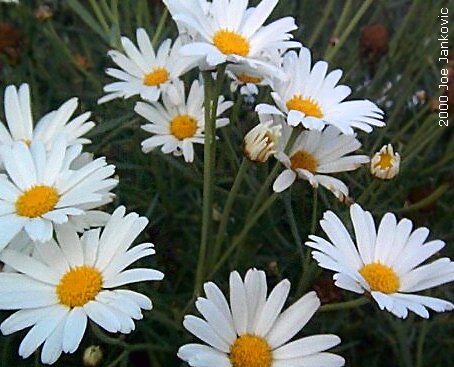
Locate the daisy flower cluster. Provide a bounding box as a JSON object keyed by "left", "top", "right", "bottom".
{"left": 1, "top": 0, "right": 453, "bottom": 366}
{"left": 0, "top": 84, "right": 164, "bottom": 363}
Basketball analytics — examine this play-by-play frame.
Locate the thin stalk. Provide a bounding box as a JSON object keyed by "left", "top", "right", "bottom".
{"left": 88, "top": 0, "right": 110, "bottom": 33}
{"left": 152, "top": 8, "right": 169, "bottom": 47}
{"left": 307, "top": 0, "right": 335, "bottom": 48}
{"left": 416, "top": 321, "right": 429, "bottom": 367}
{"left": 393, "top": 183, "right": 449, "bottom": 214}
{"left": 319, "top": 297, "right": 369, "bottom": 312}
{"left": 212, "top": 158, "right": 250, "bottom": 265}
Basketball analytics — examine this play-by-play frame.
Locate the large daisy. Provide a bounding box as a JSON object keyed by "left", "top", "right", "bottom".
{"left": 179, "top": 268, "right": 345, "bottom": 367}
{"left": 0, "top": 83, "right": 95, "bottom": 151}
{"left": 273, "top": 125, "right": 369, "bottom": 201}
{"left": 256, "top": 48, "right": 385, "bottom": 135}
{"left": 98, "top": 29, "right": 198, "bottom": 103}
{"left": 135, "top": 79, "right": 232, "bottom": 162}
{"left": 0, "top": 136, "right": 118, "bottom": 248}
{"left": 0, "top": 206, "right": 164, "bottom": 364}
{"left": 305, "top": 203, "right": 454, "bottom": 318}
{"left": 169, "top": 0, "right": 300, "bottom": 73}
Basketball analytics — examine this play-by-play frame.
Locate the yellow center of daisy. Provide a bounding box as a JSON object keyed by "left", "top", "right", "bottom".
{"left": 57, "top": 266, "right": 103, "bottom": 308}
{"left": 170, "top": 114, "right": 198, "bottom": 140}
{"left": 230, "top": 335, "right": 272, "bottom": 367}
{"left": 359, "top": 262, "right": 400, "bottom": 294}
{"left": 290, "top": 150, "right": 318, "bottom": 172}
{"left": 375, "top": 152, "right": 393, "bottom": 169}
{"left": 286, "top": 95, "right": 323, "bottom": 118}
{"left": 22, "top": 139, "right": 32, "bottom": 147}
{"left": 237, "top": 73, "right": 263, "bottom": 84}
{"left": 143, "top": 67, "right": 169, "bottom": 86}
{"left": 15, "top": 185, "right": 59, "bottom": 218}
{"left": 213, "top": 30, "right": 250, "bottom": 56}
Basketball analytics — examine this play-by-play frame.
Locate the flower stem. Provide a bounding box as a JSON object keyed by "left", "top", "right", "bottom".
{"left": 211, "top": 158, "right": 250, "bottom": 265}
{"left": 319, "top": 297, "right": 369, "bottom": 312}
{"left": 152, "top": 8, "right": 169, "bottom": 47}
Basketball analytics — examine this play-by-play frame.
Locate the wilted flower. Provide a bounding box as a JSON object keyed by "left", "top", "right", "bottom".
{"left": 370, "top": 143, "right": 400, "bottom": 180}
{"left": 83, "top": 346, "right": 103, "bottom": 367}
{"left": 243, "top": 120, "right": 281, "bottom": 163}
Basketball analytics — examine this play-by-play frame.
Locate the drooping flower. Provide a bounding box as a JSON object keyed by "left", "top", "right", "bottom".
{"left": 168, "top": 0, "right": 300, "bottom": 73}
{"left": 256, "top": 48, "right": 385, "bottom": 135}
{"left": 243, "top": 120, "right": 281, "bottom": 163}
{"left": 370, "top": 143, "right": 400, "bottom": 180}
{"left": 135, "top": 79, "right": 232, "bottom": 162}
{"left": 98, "top": 29, "right": 198, "bottom": 103}
{"left": 305, "top": 203, "right": 454, "bottom": 318}
{"left": 0, "top": 206, "right": 164, "bottom": 364}
{"left": 0, "top": 83, "right": 94, "bottom": 151}
{"left": 0, "top": 136, "right": 117, "bottom": 248}
{"left": 179, "top": 268, "right": 345, "bottom": 367}
{"left": 273, "top": 125, "right": 369, "bottom": 201}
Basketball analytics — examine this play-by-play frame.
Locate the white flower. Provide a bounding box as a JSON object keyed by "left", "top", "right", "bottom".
{"left": 99, "top": 29, "right": 198, "bottom": 103}
{"left": 227, "top": 63, "right": 270, "bottom": 97}
{"left": 370, "top": 143, "right": 400, "bottom": 180}
{"left": 0, "top": 84, "right": 95, "bottom": 151}
{"left": 244, "top": 120, "right": 281, "bottom": 163}
{"left": 256, "top": 48, "right": 385, "bottom": 135}
{"left": 305, "top": 203, "right": 454, "bottom": 319}
{"left": 178, "top": 268, "right": 345, "bottom": 367}
{"left": 0, "top": 206, "right": 164, "bottom": 364}
{"left": 170, "top": 0, "right": 300, "bottom": 73}
{"left": 0, "top": 136, "right": 118, "bottom": 248}
{"left": 273, "top": 126, "right": 369, "bottom": 200}
{"left": 135, "top": 79, "right": 232, "bottom": 162}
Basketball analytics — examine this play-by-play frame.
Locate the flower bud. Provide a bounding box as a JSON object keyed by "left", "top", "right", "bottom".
{"left": 83, "top": 345, "right": 103, "bottom": 367}
{"left": 370, "top": 144, "right": 400, "bottom": 180}
{"left": 243, "top": 121, "right": 281, "bottom": 163}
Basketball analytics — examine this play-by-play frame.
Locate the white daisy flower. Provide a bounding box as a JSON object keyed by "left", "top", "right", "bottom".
{"left": 135, "top": 79, "right": 232, "bottom": 162}
{"left": 170, "top": 0, "right": 300, "bottom": 72}
{"left": 273, "top": 125, "right": 369, "bottom": 201}
{"left": 0, "top": 206, "right": 164, "bottom": 364}
{"left": 243, "top": 120, "right": 281, "bottom": 163}
{"left": 256, "top": 48, "right": 385, "bottom": 135}
{"left": 370, "top": 143, "right": 400, "bottom": 180}
{"left": 178, "top": 268, "right": 345, "bottom": 367}
{"left": 306, "top": 203, "right": 454, "bottom": 319}
{"left": 0, "top": 83, "right": 95, "bottom": 151}
{"left": 0, "top": 136, "right": 118, "bottom": 248}
{"left": 99, "top": 29, "right": 198, "bottom": 104}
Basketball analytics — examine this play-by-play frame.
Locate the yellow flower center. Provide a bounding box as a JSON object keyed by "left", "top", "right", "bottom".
{"left": 143, "top": 67, "right": 169, "bottom": 86}
{"left": 15, "top": 185, "right": 59, "bottom": 218}
{"left": 57, "top": 266, "right": 103, "bottom": 308}
{"left": 170, "top": 114, "right": 198, "bottom": 140}
{"left": 213, "top": 30, "right": 250, "bottom": 56}
{"left": 237, "top": 73, "right": 263, "bottom": 84}
{"left": 375, "top": 152, "right": 393, "bottom": 169}
{"left": 230, "top": 335, "right": 272, "bottom": 367}
{"left": 359, "top": 262, "right": 400, "bottom": 294}
{"left": 286, "top": 95, "right": 323, "bottom": 118}
{"left": 290, "top": 150, "right": 318, "bottom": 172}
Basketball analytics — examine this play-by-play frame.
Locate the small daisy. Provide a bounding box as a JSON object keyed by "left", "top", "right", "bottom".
{"left": 0, "top": 136, "right": 118, "bottom": 248}
{"left": 179, "top": 268, "right": 345, "bottom": 367}
{"left": 170, "top": 0, "right": 300, "bottom": 72}
{"left": 306, "top": 203, "right": 454, "bottom": 318}
{"left": 273, "top": 125, "right": 369, "bottom": 200}
{"left": 227, "top": 63, "right": 273, "bottom": 99}
{"left": 0, "top": 83, "right": 95, "bottom": 150}
{"left": 370, "top": 143, "right": 400, "bottom": 180}
{"left": 135, "top": 79, "right": 232, "bottom": 162}
{"left": 98, "top": 29, "right": 198, "bottom": 103}
{"left": 0, "top": 206, "right": 164, "bottom": 364}
{"left": 256, "top": 48, "right": 385, "bottom": 135}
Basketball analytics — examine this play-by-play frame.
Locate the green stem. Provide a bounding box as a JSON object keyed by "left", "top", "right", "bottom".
{"left": 212, "top": 158, "right": 250, "bottom": 265}
{"left": 393, "top": 183, "right": 449, "bottom": 214}
{"left": 152, "top": 8, "right": 169, "bottom": 47}
{"left": 307, "top": 0, "right": 335, "bottom": 48}
{"left": 319, "top": 297, "right": 369, "bottom": 312}
{"left": 416, "top": 321, "right": 429, "bottom": 367}
{"left": 88, "top": 0, "right": 110, "bottom": 33}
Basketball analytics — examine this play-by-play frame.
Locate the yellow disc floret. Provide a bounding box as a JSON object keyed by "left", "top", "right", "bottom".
{"left": 15, "top": 185, "right": 59, "bottom": 218}
{"left": 213, "top": 30, "right": 250, "bottom": 56}
{"left": 57, "top": 266, "right": 103, "bottom": 308}
{"left": 237, "top": 74, "right": 263, "bottom": 85}
{"left": 170, "top": 115, "right": 198, "bottom": 140}
{"left": 286, "top": 95, "right": 323, "bottom": 118}
{"left": 290, "top": 150, "right": 318, "bottom": 172}
{"left": 230, "top": 334, "right": 272, "bottom": 367}
{"left": 359, "top": 262, "right": 400, "bottom": 294}
{"left": 374, "top": 152, "right": 393, "bottom": 169}
{"left": 143, "top": 67, "right": 169, "bottom": 86}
